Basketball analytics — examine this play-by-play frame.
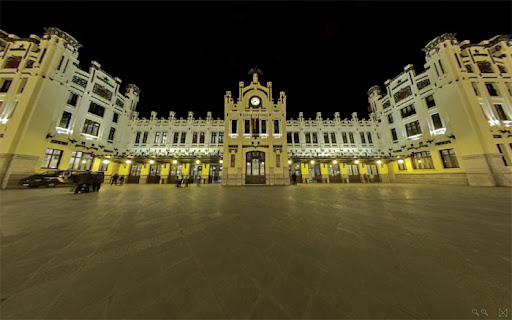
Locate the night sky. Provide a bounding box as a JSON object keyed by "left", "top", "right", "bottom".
{"left": 2, "top": 1, "right": 511, "bottom": 120}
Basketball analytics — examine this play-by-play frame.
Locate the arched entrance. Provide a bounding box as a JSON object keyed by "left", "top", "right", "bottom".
{"left": 246, "top": 151, "right": 265, "bottom": 184}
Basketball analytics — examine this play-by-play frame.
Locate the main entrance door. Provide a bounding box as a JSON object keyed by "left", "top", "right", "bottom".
{"left": 347, "top": 164, "right": 361, "bottom": 183}
{"left": 127, "top": 164, "right": 142, "bottom": 184}
{"left": 147, "top": 165, "right": 162, "bottom": 184}
{"left": 328, "top": 164, "right": 342, "bottom": 183}
{"left": 209, "top": 165, "right": 222, "bottom": 183}
{"left": 366, "top": 164, "right": 381, "bottom": 182}
{"left": 168, "top": 164, "right": 182, "bottom": 184}
{"left": 245, "top": 151, "right": 265, "bottom": 184}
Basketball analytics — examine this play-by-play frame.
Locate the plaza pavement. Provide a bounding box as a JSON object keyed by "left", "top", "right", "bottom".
{"left": 0, "top": 183, "right": 511, "bottom": 319}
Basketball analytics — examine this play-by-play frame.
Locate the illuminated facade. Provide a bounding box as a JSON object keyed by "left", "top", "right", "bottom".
{"left": 0, "top": 28, "right": 510, "bottom": 187}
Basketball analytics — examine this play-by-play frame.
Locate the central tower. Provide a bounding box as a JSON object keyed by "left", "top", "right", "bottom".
{"left": 222, "top": 70, "right": 289, "bottom": 186}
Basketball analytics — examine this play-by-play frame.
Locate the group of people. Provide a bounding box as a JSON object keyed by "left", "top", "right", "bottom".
{"left": 110, "top": 173, "right": 125, "bottom": 186}
{"left": 72, "top": 170, "right": 105, "bottom": 193}
{"left": 175, "top": 174, "right": 202, "bottom": 188}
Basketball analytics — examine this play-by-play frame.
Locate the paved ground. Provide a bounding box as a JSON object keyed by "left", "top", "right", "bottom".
{"left": 0, "top": 183, "right": 510, "bottom": 319}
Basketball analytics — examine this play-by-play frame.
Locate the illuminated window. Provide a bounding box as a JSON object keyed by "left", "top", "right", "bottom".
{"left": 439, "top": 149, "right": 459, "bottom": 168}
{"left": 211, "top": 132, "right": 217, "bottom": 143}
{"left": 411, "top": 151, "right": 435, "bottom": 169}
{"left": 67, "top": 92, "right": 79, "bottom": 106}
{"left": 398, "top": 161, "right": 407, "bottom": 170}
{"left": 82, "top": 119, "right": 100, "bottom": 136}
{"left": 108, "top": 127, "right": 116, "bottom": 141}
{"left": 432, "top": 113, "right": 443, "bottom": 129}
{"left": 41, "top": 148, "right": 63, "bottom": 169}
{"left": 162, "top": 132, "right": 168, "bottom": 144}
{"left": 405, "top": 120, "right": 422, "bottom": 137}
{"left": 390, "top": 128, "right": 398, "bottom": 141}
{"left": 98, "top": 162, "right": 109, "bottom": 171}
{"left": 154, "top": 132, "right": 161, "bottom": 144}
{"left": 59, "top": 111, "right": 72, "bottom": 128}
{"left": 218, "top": 132, "right": 224, "bottom": 143}
{"left": 69, "top": 151, "right": 93, "bottom": 170}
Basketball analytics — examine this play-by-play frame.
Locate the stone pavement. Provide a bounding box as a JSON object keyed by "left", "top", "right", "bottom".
{"left": 0, "top": 183, "right": 510, "bottom": 319}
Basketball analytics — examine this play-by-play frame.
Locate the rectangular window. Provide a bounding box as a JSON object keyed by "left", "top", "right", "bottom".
{"left": 154, "top": 132, "right": 161, "bottom": 144}
{"left": 293, "top": 132, "right": 299, "bottom": 144}
{"left": 425, "top": 95, "right": 436, "bottom": 108}
{"left": 367, "top": 132, "right": 373, "bottom": 144}
{"left": 405, "top": 120, "right": 422, "bottom": 137}
{"left": 398, "top": 160, "right": 407, "bottom": 171}
{"left": 4, "top": 56, "right": 22, "bottom": 69}
{"left": 211, "top": 132, "right": 217, "bottom": 143}
{"left": 82, "top": 119, "right": 100, "bottom": 136}
{"left": 41, "top": 148, "right": 63, "bottom": 169}
{"left": 305, "top": 132, "right": 311, "bottom": 144}
{"left": 323, "top": 133, "right": 329, "bottom": 143}
{"left": 274, "top": 119, "right": 280, "bottom": 134}
{"left": 387, "top": 113, "right": 394, "bottom": 124}
{"left": 88, "top": 102, "right": 105, "bottom": 117}
{"left": 411, "top": 151, "right": 435, "bottom": 169}
{"left": 173, "top": 132, "right": 179, "bottom": 144}
{"left": 142, "top": 131, "right": 148, "bottom": 143}
{"left": 67, "top": 92, "right": 79, "bottom": 106}
{"left": 439, "top": 149, "right": 460, "bottom": 168}
{"left": 244, "top": 119, "right": 250, "bottom": 134}
{"left": 112, "top": 112, "right": 119, "bottom": 123}
{"left": 25, "top": 60, "right": 35, "bottom": 69}
{"left": 231, "top": 119, "right": 237, "bottom": 134}
{"left": 276, "top": 154, "right": 280, "bottom": 168}
{"left": 59, "top": 111, "right": 72, "bottom": 128}
{"left": 108, "top": 127, "right": 116, "bottom": 141}
{"left": 494, "top": 104, "right": 509, "bottom": 120}
{"left": 330, "top": 132, "right": 336, "bottom": 144}
{"left": 162, "top": 132, "right": 168, "bottom": 144}
{"left": 56, "top": 55, "right": 64, "bottom": 71}
{"left": 342, "top": 132, "right": 348, "bottom": 144}
{"left": 348, "top": 132, "right": 355, "bottom": 144}
{"left": 431, "top": 113, "right": 443, "bottom": 129}
{"left": 465, "top": 64, "right": 474, "bottom": 73}
{"left": 192, "top": 132, "right": 198, "bottom": 143}
{"left": 497, "top": 144, "right": 509, "bottom": 166}
{"left": 498, "top": 64, "right": 508, "bottom": 74}
{"left": 180, "top": 132, "right": 187, "bottom": 144}
{"left": 231, "top": 154, "right": 235, "bottom": 167}
{"left": 312, "top": 132, "right": 318, "bottom": 144}
{"left": 261, "top": 119, "right": 267, "bottom": 134}
{"left": 360, "top": 132, "right": 366, "bottom": 144}
{"left": 98, "top": 161, "right": 109, "bottom": 171}
{"left": 391, "top": 128, "right": 398, "bottom": 141}
{"left": 400, "top": 104, "right": 417, "bottom": 118}
{"left": 218, "top": 132, "right": 224, "bottom": 143}
{"left": 69, "top": 151, "right": 93, "bottom": 170}
{"left": 18, "top": 78, "right": 27, "bottom": 93}
{"left": 0, "top": 79, "right": 13, "bottom": 93}
{"left": 287, "top": 132, "right": 293, "bottom": 144}
{"left": 471, "top": 82, "right": 480, "bottom": 96}
{"left": 477, "top": 61, "right": 494, "bottom": 73}
{"left": 135, "top": 131, "right": 141, "bottom": 144}
{"left": 486, "top": 83, "right": 499, "bottom": 96}
{"left": 199, "top": 132, "right": 205, "bottom": 144}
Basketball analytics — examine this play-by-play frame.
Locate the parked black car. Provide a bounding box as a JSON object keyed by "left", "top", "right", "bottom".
{"left": 18, "top": 171, "right": 69, "bottom": 188}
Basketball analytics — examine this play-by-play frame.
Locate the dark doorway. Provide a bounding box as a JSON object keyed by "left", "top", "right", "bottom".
{"left": 347, "top": 164, "right": 361, "bottom": 183}
{"left": 127, "top": 164, "right": 142, "bottom": 184}
{"left": 245, "top": 151, "right": 266, "bottom": 184}
{"left": 147, "top": 164, "right": 162, "bottom": 184}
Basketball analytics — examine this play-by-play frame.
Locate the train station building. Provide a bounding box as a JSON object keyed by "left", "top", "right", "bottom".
{"left": 0, "top": 28, "right": 511, "bottom": 187}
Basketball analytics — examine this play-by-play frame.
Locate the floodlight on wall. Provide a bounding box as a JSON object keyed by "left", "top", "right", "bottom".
{"left": 172, "top": 160, "right": 178, "bottom": 164}
{"left": 310, "top": 160, "right": 315, "bottom": 164}
{"left": 149, "top": 160, "right": 155, "bottom": 164}
{"left": 126, "top": 160, "right": 132, "bottom": 164}
{"left": 332, "top": 160, "right": 338, "bottom": 164}
{"left": 195, "top": 160, "right": 200, "bottom": 164}
{"left": 354, "top": 160, "right": 360, "bottom": 164}
{"left": 288, "top": 160, "right": 292, "bottom": 164}
{"left": 376, "top": 160, "right": 382, "bottom": 165}
{"left": 219, "top": 160, "right": 223, "bottom": 164}
{"left": 398, "top": 159, "right": 404, "bottom": 164}
{"left": 102, "top": 160, "right": 109, "bottom": 164}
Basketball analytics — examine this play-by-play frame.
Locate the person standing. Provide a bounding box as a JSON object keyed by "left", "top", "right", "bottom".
{"left": 292, "top": 172, "right": 297, "bottom": 185}
{"left": 176, "top": 174, "right": 182, "bottom": 188}
{"left": 119, "top": 175, "right": 125, "bottom": 186}
{"left": 111, "top": 173, "right": 119, "bottom": 186}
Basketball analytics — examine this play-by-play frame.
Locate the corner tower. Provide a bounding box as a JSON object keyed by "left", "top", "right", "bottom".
{"left": 222, "top": 69, "right": 289, "bottom": 186}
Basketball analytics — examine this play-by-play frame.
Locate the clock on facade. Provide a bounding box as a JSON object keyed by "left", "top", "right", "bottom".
{"left": 250, "top": 96, "right": 261, "bottom": 107}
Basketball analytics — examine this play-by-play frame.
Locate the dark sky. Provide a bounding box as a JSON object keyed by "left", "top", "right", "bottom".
{"left": 2, "top": 1, "right": 511, "bottom": 120}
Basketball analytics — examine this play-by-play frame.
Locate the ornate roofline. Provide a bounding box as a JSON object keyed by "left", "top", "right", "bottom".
{"left": 422, "top": 33, "right": 457, "bottom": 52}
{"left": 43, "top": 27, "right": 82, "bottom": 49}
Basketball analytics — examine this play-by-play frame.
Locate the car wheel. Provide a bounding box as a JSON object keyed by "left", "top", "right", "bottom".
{"left": 47, "top": 182, "right": 57, "bottom": 187}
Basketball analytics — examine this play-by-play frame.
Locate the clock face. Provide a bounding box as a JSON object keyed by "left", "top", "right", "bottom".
{"left": 250, "top": 96, "right": 261, "bottom": 107}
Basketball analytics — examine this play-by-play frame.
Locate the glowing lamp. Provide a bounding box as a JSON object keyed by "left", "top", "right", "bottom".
{"left": 288, "top": 160, "right": 292, "bottom": 164}
{"left": 310, "top": 160, "right": 315, "bottom": 164}
{"left": 376, "top": 160, "right": 382, "bottom": 165}
{"left": 126, "top": 160, "right": 132, "bottom": 164}
{"left": 219, "top": 160, "right": 223, "bottom": 164}
{"left": 195, "top": 160, "right": 200, "bottom": 164}
{"left": 397, "top": 159, "right": 404, "bottom": 164}
{"left": 418, "top": 160, "right": 422, "bottom": 163}
{"left": 102, "top": 160, "right": 109, "bottom": 164}
{"left": 332, "top": 160, "right": 338, "bottom": 164}
{"left": 81, "top": 160, "right": 86, "bottom": 163}
{"left": 149, "top": 160, "right": 155, "bottom": 164}
{"left": 172, "top": 160, "right": 178, "bottom": 164}
{"left": 354, "top": 160, "right": 360, "bottom": 164}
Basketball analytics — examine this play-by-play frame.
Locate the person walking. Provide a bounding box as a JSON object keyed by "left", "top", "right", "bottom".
{"left": 111, "top": 173, "right": 119, "bottom": 186}
{"left": 176, "top": 174, "right": 182, "bottom": 188}
{"left": 292, "top": 172, "right": 297, "bottom": 185}
{"left": 119, "top": 175, "right": 125, "bottom": 186}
